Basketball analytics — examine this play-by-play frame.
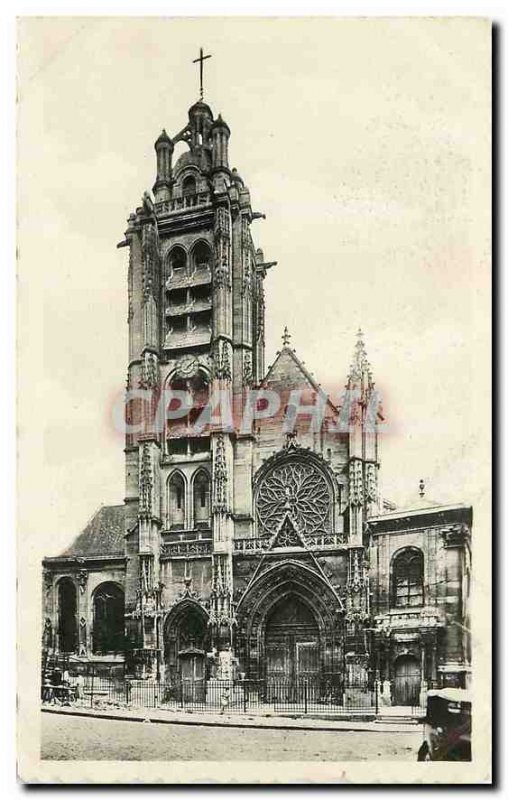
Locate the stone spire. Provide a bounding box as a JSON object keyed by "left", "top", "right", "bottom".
{"left": 347, "top": 328, "right": 374, "bottom": 392}
{"left": 346, "top": 328, "right": 379, "bottom": 542}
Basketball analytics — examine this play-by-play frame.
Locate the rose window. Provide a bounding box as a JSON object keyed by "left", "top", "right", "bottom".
{"left": 256, "top": 459, "right": 332, "bottom": 537}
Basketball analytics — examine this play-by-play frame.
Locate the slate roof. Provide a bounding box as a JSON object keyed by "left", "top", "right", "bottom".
{"left": 61, "top": 505, "right": 125, "bottom": 558}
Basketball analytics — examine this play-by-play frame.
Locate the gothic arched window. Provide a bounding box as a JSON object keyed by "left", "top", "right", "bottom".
{"left": 391, "top": 548, "right": 424, "bottom": 608}
{"left": 92, "top": 582, "right": 125, "bottom": 654}
{"left": 255, "top": 456, "right": 333, "bottom": 537}
{"left": 192, "top": 241, "right": 211, "bottom": 272}
{"left": 57, "top": 578, "right": 77, "bottom": 653}
{"left": 168, "top": 472, "right": 186, "bottom": 529}
{"left": 188, "top": 372, "right": 209, "bottom": 411}
{"left": 193, "top": 470, "right": 211, "bottom": 527}
{"left": 169, "top": 245, "right": 187, "bottom": 273}
{"left": 182, "top": 175, "right": 197, "bottom": 197}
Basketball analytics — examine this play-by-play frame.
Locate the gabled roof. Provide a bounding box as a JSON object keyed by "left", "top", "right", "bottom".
{"left": 262, "top": 345, "right": 339, "bottom": 413}
{"left": 263, "top": 346, "right": 320, "bottom": 392}
{"left": 60, "top": 505, "right": 125, "bottom": 558}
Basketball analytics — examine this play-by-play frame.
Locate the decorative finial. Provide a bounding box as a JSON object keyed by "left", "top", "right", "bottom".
{"left": 355, "top": 327, "right": 366, "bottom": 354}
{"left": 193, "top": 47, "right": 212, "bottom": 100}
{"left": 419, "top": 478, "right": 425, "bottom": 498}
{"left": 282, "top": 326, "right": 291, "bottom": 347}
{"left": 284, "top": 430, "right": 298, "bottom": 450}
{"left": 348, "top": 327, "right": 372, "bottom": 387}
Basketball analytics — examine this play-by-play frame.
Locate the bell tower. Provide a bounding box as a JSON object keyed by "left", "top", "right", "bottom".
{"left": 118, "top": 67, "right": 274, "bottom": 676}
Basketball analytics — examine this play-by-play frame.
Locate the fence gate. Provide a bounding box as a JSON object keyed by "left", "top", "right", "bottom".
{"left": 180, "top": 652, "right": 206, "bottom": 702}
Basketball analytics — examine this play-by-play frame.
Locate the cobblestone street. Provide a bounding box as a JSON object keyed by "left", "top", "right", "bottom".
{"left": 41, "top": 712, "right": 422, "bottom": 762}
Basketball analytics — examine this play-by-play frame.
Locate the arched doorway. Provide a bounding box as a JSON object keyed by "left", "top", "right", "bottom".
{"left": 393, "top": 655, "right": 421, "bottom": 706}
{"left": 57, "top": 578, "right": 77, "bottom": 653}
{"left": 264, "top": 594, "right": 320, "bottom": 681}
{"left": 164, "top": 603, "right": 209, "bottom": 700}
{"left": 237, "top": 561, "right": 344, "bottom": 683}
{"left": 92, "top": 582, "right": 125, "bottom": 654}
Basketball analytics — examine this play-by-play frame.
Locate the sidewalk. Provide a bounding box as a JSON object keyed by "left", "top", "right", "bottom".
{"left": 41, "top": 703, "right": 421, "bottom": 733}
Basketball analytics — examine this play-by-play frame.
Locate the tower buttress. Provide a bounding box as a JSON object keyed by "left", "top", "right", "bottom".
{"left": 346, "top": 329, "right": 380, "bottom": 544}
{"left": 118, "top": 92, "right": 274, "bottom": 676}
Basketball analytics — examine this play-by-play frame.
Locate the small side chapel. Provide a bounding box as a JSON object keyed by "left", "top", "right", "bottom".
{"left": 42, "top": 62, "right": 472, "bottom": 705}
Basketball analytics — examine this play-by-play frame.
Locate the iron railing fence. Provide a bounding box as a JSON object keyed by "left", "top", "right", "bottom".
{"left": 41, "top": 676, "right": 426, "bottom": 717}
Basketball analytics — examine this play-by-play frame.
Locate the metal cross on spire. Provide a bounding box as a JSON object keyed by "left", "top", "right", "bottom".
{"left": 282, "top": 326, "right": 291, "bottom": 347}
{"left": 193, "top": 47, "right": 212, "bottom": 100}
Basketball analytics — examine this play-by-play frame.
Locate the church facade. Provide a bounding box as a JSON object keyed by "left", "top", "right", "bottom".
{"left": 41, "top": 91, "right": 472, "bottom": 706}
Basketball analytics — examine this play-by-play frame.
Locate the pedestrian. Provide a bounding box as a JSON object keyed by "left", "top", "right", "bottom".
{"left": 60, "top": 668, "right": 72, "bottom": 704}
{"left": 51, "top": 666, "right": 62, "bottom": 686}
{"left": 41, "top": 673, "right": 54, "bottom": 704}
{"left": 220, "top": 687, "right": 230, "bottom": 715}
{"left": 51, "top": 667, "right": 62, "bottom": 704}
{"left": 75, "top": 673, "right": 85, "bottom": 702}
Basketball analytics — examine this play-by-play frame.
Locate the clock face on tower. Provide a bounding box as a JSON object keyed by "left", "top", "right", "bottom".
{"left": 176, "top": 354, "right": 199, "bottom": 379}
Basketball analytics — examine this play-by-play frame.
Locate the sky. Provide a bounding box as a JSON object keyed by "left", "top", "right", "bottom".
{"left": 17, "top": 17, "right": 491, "bottom": 557}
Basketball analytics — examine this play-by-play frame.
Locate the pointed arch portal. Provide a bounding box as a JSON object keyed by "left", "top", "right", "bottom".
{"left": 92, "top": 582, "right": 125, "bottom": 654}
{"left": 265, "top": 594, "right": 320, "bottom": 681}
{"left": 236, "top": 560, "right": 344, "bottom": 682}
{"left": 163, "top": 601, "right": 210, "bottom": 697}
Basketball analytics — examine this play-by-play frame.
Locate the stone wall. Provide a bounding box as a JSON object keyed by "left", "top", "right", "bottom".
{"left": 42, "top": 557, "right": 126, "bottom": 660}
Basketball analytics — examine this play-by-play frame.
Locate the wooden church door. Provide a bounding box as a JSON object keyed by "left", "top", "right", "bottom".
{"left": 265, "top": 595, "right": 320, "bottom": 682}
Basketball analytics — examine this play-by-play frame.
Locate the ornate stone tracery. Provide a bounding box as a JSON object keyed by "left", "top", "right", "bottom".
{"left": 212, "top": 339, "right": 232, "bottom": 381}
{"left": 345, "top": 547, "right": 370, "bottom": 629}
{"left": 256, "top": 278, "right": 265, "bottom": 343}
{"left": 140, "top": 351, "right": 159, "bottom": 389}
{"left": 142, "top": 222, "right": 160, "bottom": 302}
{"left": 139, "top": 443, "right": 153, "bottom": 518}
{"left": 256, "top": 457, "right": 332, "bottom": 537}
{"left": 214, "top": 206, "right": 231, "bottom": 290}
{"left": 241, "top": 216, "right": 252, "bottom": 296}
{"left": 273, "top": 516, "right": 301, "bottom": 548}
{"left": 242, "top": 350, "right": 253, "bottom": 386}
{"left": 214, "top": 252, "right": 231, "bottom": 289}
{"left": 212, "top": 434, "right": 228, "bottom": 513}
{"left": 365, "top": 461, "right": 378, "bottom": 504}
{"left": 349, "top": 459, "right": 363, "bottom": 507}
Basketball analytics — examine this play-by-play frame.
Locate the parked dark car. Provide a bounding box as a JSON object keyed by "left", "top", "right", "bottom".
{"left": 418, "top": 688, "right": 471, "bottom": 761}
